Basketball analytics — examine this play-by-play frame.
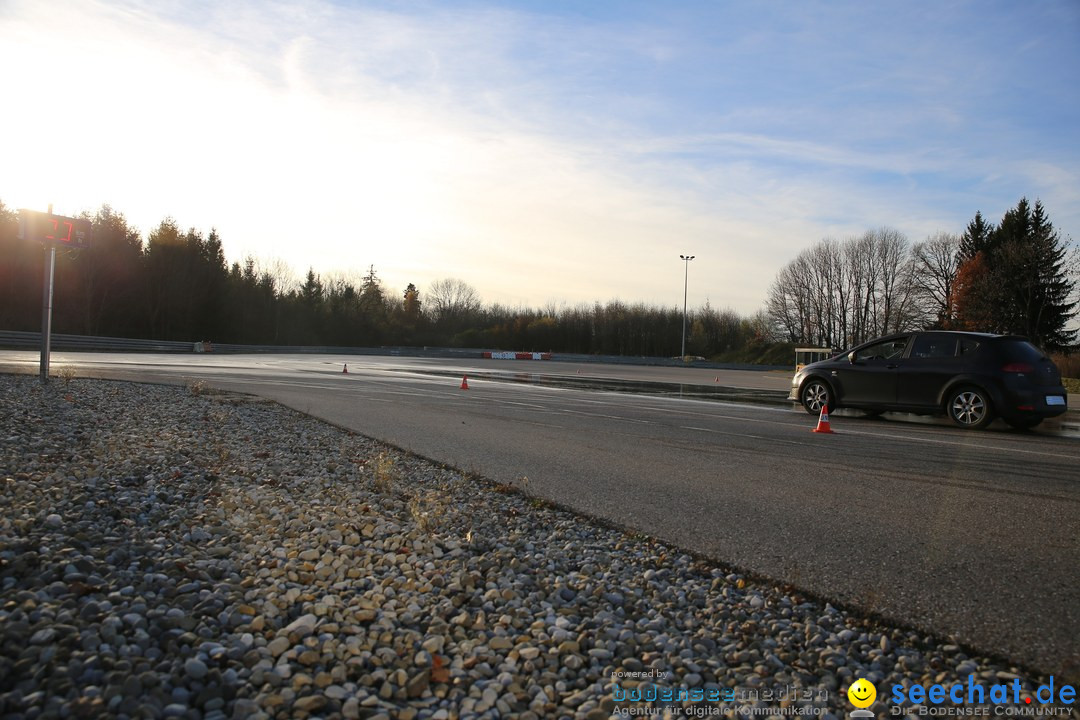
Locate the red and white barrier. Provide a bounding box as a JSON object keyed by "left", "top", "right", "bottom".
{"left": 482, "top": 351, "right": 552, "bottom": 361}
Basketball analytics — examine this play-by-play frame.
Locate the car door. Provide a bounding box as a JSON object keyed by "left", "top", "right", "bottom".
{"left": 895, "top": 333, "right": 961, "bottom": 409}
{"left": 835, "top": 336, "right": 910, "bottom": 407}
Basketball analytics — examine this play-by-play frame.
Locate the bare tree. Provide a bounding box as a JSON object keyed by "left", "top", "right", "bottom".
{"left": 425, "top": 278, "right": 483, "bottom": 328}
{"left": 910, "top": 232, "right": 960, "bottom": 328}
{"left": 256, "top": 256, "right": 297, "bottom": 295}
{"left": 843, "top": 233, "right": 875, "bottom": 344}
{"left": 767, "top": 228, "right": 918, "bottom": 349}
{"left": 870, "top": 227, "right": 917, "bottom": 335}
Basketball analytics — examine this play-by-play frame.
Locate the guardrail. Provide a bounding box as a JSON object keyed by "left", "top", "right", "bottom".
{"left": 0, "top": 330, "right": 790, "bottom": 371}
{"left": 0, "top": 330, "right": 197, "bottom": 353}
{"left": 0, "top": 331, "right": 496, "bottom": 359}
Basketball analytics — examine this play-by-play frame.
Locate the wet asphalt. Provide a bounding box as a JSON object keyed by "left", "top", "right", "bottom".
{"left": 2, "top": 351, "right": 1078, "bottom": 677}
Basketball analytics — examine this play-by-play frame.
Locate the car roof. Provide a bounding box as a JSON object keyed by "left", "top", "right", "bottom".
{"left": 911, "top": 330, "right": 999, "bottom": 338}
{"left": 913, "top": 331, "right": 1033, "bottom": 342}
{"left": 851, "top": 330, "right": 1031, "bottom": 349}
{"left": 874, "top": 330, "right": 1027, "bottom": 340}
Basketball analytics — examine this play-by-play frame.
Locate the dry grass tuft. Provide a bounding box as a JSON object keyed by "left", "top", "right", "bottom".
{"left": 408, "top": 491, "right": 448, "bottom": 534}
{"left": 372, "top": 452, "right": 398, "bottom": 494}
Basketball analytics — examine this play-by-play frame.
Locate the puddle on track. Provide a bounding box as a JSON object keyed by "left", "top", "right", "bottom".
{"left": 401, "top": 368, "right": 1080, "bottom": 439}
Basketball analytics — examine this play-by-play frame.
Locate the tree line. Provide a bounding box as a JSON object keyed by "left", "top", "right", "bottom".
{"left": 0, "top": 202, "right": 776, "bottom": 360}
{"left": 2, "top": 197, "right": 1075, "bottom": 360}
{"left": 766, "top": 198, "right": 1077, "bottom": 352}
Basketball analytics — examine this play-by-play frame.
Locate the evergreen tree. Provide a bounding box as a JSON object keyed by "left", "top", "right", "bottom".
{"left": 957, "top": 210, "right": 994, "bottom": 264}
{"left": 359, "top": 264, "right": 385, "bottom": 311}
{"left": 73, "top": 205, "right": 143, "bottom": 336}
{"left": 999, "top": 199, "right": 1076, "bottom": 349}
{"left": 952, "top": 199, "right": 1076, "bottom": 350}
{"left": 403, "top": 283, "right": 421, "bottom": 321}
{"left": 300, "top": 268, "right": 323, "bottom": 306}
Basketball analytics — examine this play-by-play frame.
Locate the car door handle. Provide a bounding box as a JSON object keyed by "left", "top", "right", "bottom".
{"left": 886, "top": 364, "right": 898, "bottom": 369}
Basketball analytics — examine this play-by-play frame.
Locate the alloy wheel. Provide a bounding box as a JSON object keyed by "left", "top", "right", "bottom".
{"left": 802, "top": 381, "right": 829, "bottom": 414}
{"left": 950, "top": 389, "right": 989, "bottom": 428}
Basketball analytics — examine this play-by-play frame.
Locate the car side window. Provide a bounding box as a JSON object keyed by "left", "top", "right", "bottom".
{"left": 910, "top": 336, "right": 958, "bottom": 359}
{"left": 855, "top": 337, "right": 909, "bottom": 361}
{"left": 959, "top": 339, "right": 981, "bottom": 356}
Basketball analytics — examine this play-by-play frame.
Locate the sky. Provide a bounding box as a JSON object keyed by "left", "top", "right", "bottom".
{"left": 2, "top": 0, "right": 1078, "bottom": 316}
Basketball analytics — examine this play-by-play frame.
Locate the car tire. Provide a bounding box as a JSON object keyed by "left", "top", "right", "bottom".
{"left": 800, "top": 379, "right": 832, "bottom": 415}
{"left": 1004, "top": 416, "right": 1043, "bottom": 430}
{"left": 946, "top": 387, "right": 994, "bottom": 429}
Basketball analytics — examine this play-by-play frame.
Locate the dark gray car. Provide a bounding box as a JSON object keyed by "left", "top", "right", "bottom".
{"left": 788, "top": 331, "right": 1068, "bottom": 429}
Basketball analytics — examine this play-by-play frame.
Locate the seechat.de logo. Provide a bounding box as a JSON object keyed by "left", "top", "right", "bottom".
{"left": 890, "top": 675, "right": 1076, "bottom": 715}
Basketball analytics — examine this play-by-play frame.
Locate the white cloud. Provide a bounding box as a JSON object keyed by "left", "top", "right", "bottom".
{"left": 2, "top": 0, "right": 1078, "bottom": 317}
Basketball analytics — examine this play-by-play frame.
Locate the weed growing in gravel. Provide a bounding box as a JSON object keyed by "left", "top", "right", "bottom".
{"left": 408, "top": 491, "right": 448, "bottom": 534}
{"left": 372, "top": 453, "right": 398, "bottom": 494}
{"left": 517, "top": 475, "right": 550, "bottom": 509}
{"left": 187, "top": 379, "right": 206, "bottom": 396}
{"left": 57, "top": 366, "right": 76, "bottom": 385}
{"left": 491, "top": 475, "right": 550, "bottom": 509}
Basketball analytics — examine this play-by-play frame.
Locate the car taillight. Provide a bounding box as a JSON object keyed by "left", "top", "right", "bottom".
{"left": 1002, "top": 363, "right": 1034, "bottom": 373}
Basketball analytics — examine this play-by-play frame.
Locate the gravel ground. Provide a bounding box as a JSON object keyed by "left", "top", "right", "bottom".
{"left": 0, "top": 374, "right": 1062, "bottom": 720}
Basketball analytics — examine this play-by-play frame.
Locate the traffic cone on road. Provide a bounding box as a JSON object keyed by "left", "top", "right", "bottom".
{"left": 342, "top": 364, "right": 348, "bottom": 374}
{"left": 460, "top": 376, "right": 469, "bottom": 390}
{"left": 812, "top": 405, "right": 835, "bottom": 434}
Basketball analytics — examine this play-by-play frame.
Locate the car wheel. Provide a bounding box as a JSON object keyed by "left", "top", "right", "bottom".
{"left": 800, "top": 379, "right": 832, "bottom": 415}
{"left": 947, "top": 387, "right": 994, "bottom": 429}
{"left": 1004, "top": 417, "right": 1043, "bottom": 430}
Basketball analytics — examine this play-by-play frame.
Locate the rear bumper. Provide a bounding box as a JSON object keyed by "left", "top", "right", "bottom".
{"left": 998, "top": 385, "right": 1069, "bottom": 419}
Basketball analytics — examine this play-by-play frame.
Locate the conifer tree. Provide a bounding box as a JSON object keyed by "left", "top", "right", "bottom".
{"left": 952, "top": 199, "right": 1077, "bottom": 350}
{"left": 957, "top": 210, "right": 994, "bottom": 264}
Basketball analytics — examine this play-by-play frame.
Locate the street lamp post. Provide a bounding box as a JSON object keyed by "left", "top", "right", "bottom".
{"left": 680, "top": 254, "right": 695, "bottom": 358}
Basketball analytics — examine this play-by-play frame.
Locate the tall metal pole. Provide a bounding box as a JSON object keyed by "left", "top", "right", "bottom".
{"left": 40, "top": 203, "right": 55, "bottom": 383}
{"left": 680, "top": 254, "right": 695, "bottom": 358}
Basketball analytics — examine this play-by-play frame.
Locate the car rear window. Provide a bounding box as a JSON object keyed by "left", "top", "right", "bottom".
{"left": 998, "top": 339, "right": 1049, "bottom": 363}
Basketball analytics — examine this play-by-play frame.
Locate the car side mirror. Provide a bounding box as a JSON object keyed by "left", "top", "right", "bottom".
{"left": 848, "top": 351, "right": 857, "bottom": 364}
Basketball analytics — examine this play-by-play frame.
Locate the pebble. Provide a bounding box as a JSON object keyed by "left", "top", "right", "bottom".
{"left": 184, "top": 658, "right": 208, "bottom": 680}
{"left": 0, "top": 374, "right": 1056, "bottom": 718}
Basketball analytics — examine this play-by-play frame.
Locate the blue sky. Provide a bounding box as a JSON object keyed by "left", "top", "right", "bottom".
{"left": 2, "top": 0, "right": 1078, "bottom": 315}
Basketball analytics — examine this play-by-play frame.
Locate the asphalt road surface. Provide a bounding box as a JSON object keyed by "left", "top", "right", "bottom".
{"left": 3, "top": 352, "right": 1078, "bottom": 678}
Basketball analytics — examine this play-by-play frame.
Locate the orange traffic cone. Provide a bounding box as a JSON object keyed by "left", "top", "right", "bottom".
{"left": 460, "top": 376, "right": 469, "bottom": 390}
{"left": 342, "top": 364, "right": 348, "bottom": 374}
{"left": 812, "top": 405, "right": 835, "bottom": 434}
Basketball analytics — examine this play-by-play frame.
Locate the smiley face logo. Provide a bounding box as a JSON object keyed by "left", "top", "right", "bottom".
{"left": 848, "top": 678, "right": 877, "bottom": 708}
